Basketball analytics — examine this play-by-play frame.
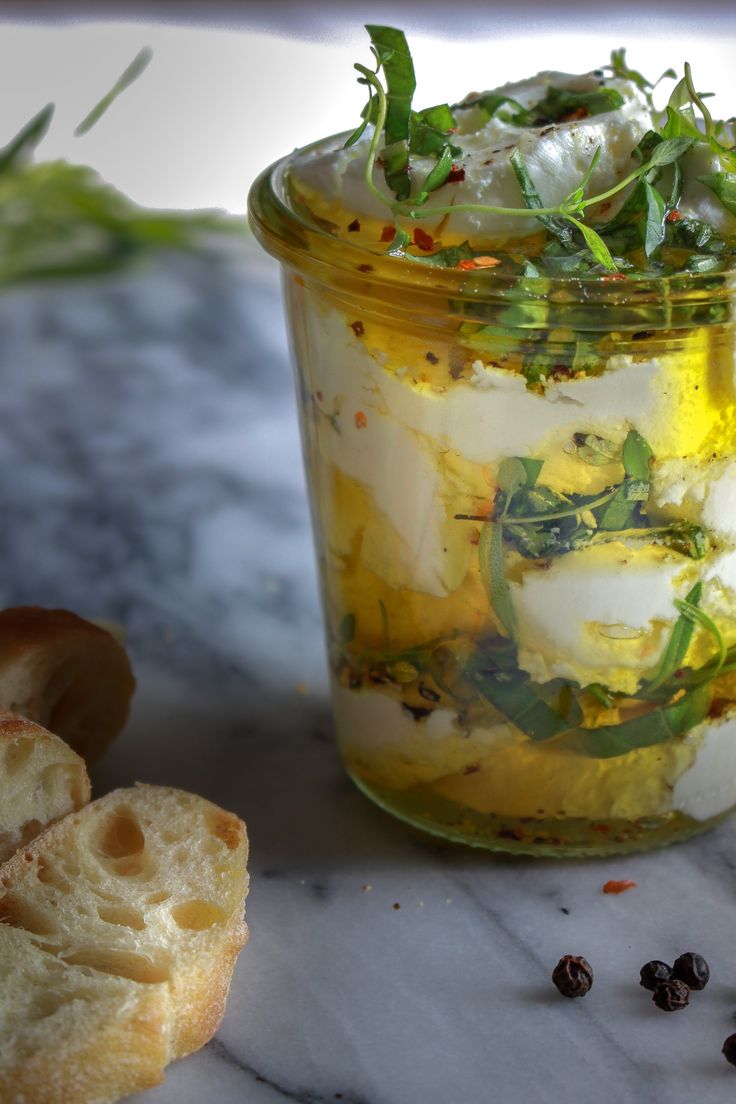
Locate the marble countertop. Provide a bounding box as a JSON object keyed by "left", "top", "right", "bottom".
{"left": 4, "top": 239, "right": 736, "bottom": 1104}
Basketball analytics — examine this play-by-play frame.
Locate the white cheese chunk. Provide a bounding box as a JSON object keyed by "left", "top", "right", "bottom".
{"left": 510, "top": 542, "right": 696, "bottom": 693}
{"left": 672, "top": 712, "right": 736, "bottom": 821}
{"left": 331, "top": 683, "right": 517, "bottom": 789}
{"left": 653, "top": 457, "right": 736, "bottom": 541}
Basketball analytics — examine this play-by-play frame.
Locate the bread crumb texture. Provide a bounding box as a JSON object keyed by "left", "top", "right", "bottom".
{"left": 0, "top": 713, "right": 90, "bottom": 864}
{"left": 0, "top": 784, "right": 249, "bottom": 1104}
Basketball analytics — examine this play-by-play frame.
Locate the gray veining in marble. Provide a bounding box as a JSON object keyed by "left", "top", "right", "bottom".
{"left": 3, "top": 238, "right": 736, "bottom": 1104}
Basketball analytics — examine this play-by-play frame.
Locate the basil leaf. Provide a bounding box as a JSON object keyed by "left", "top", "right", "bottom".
{"left": 365, "top": 25, "right": 416, "bottom": 201}
{"left": 523, "top": 86, "right": 625, "bottom": 126}
{"left": 457, "top": 92, "right": 530, "bottom": 124}
{"left": 409, "top": 104, "right": 461, "bottom": 157}
{"left": 621, "top": 428, "right": 654, "bottom": 480}
{"left": 365, "top": 25, "right": 416, "bottom": 146}
{"left": 382, "top": 139, "right": 412, "bottom": 202}
{"left": 0, "top": 103, "right": 54, "bottom": 173}
{"left": 570, "top": 683, "right": 713, "bottom": 758}
{"left": 478, "top": 523, "right": 517, "bottom": 641}
{"left": 417, "top": 145, "right": 454, "bottom": 199}
{"left": 698, "top": 171, "right": 736, "bottom": 216}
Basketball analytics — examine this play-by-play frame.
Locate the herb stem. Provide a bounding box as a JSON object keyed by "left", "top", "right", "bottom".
{"left": 354, "top": 63, "right": 395, "bottom": 211}
{"left": 684, "top": 61, "right": 714, "bottom": 140}
{"left": 500, "top": 485, "right": 620, "bottom": 525}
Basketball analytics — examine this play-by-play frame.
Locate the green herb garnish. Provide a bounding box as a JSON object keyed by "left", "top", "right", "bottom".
{"left": 346, "top": 27, "right": 736, "bottom": 274}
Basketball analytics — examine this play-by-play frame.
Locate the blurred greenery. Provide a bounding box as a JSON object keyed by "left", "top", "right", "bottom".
{"left": 0, "top": 95, "right": 242, "bottom": 287}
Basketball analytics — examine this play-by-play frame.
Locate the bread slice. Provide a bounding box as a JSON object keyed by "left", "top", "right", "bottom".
{"left": 0, "top": 784, "right": 249, "bottom": 1102}
{"left": 0, "top": 712, "right": 91, "bottom": 863}
{"left": 0, "top": 924, "right": 171, "bottom": 1103}
{"left": 0, "top": 606, "right": 135, "bottom": 762}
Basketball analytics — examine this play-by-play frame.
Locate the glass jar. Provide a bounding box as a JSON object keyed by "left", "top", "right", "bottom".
{"left": 249, "top": 141, "right": 736, "bottom": 856}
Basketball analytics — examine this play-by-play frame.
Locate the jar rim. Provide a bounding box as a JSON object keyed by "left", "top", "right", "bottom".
{"left": 248, "top": 135, "right": 736, "bottom": 321}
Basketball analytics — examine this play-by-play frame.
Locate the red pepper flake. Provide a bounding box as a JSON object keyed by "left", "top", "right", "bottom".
{"left": 603, "top": 879, "right": 638, "bottom": 895}
{"left": 592, "top": 823, "right": 611, "bottom": 834}
{"left": 666, "top": 209, "right": 682, "bottom": 223}
{"left": 354, "top": 411, "right": 368, "bottom": 429}
{"left": 380, "top": 225, "right": 396, "bottom": 242}
{"left": 357, "top": 263, "right": 374, "bottom": 273}
{"left": 350, "top": 321, "right": 365, "bottom": 337}
{"left": 413, "top": 227, "right": 435, "bottom": 252}
{"left": 446, "top": 165, "right": 466, "bottom": 183}
{"left": 425, "top": 351, "right": 439, "bottom": 364}
{"left": 560, "top": 106, "right": 590, "bottom": 122}
{"left": 469, "top": 532, "right": 480, "bottom": 546}
{"left": 315, "top": 390, "right": 323, "bottom": 403}
{"left": 456, "top": 259, "right": 478, "bottom": 270}
{"left": 347, "top": 218, "right": 361, "bottom": 232}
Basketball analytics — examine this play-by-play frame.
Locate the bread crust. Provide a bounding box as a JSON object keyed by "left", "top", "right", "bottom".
{"left": 0, "top": 607, "right": 135, "bottom": 762}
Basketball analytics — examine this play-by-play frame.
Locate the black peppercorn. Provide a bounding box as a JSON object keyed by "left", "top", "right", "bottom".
{"left": 552, "top": 954, "right": 593, "bottom": 998}
{"left": 672, "top": 951, "right": 710, "bottom": 991}
{"left": 652, "top": 978, "right": 690, "bottom": 1011}
{"left": 639, "top": 960, "right": 673, "bottom": 991}
{"left": 722, "top": 1034, "right": 736, "bottom": 1067}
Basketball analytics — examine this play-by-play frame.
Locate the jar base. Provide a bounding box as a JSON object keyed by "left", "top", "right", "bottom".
{"left": 346, "top": 768, "right": 733, "bottom": 857}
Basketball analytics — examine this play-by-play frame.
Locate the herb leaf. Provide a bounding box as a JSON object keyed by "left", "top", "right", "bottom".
{"left": 643, "top": 582, "right": 702, "bottom": 694}
{"left": 409, "top": 103, "right": 461, "bottom": 157}
{"left": 0, "top": 104, "right": 54, "bottom": 173}
{"left": 510, "top": 148, "right": 574, "bottom": 247}
{"left": 566, "top": 216, "right": 617, "bottom": 271}
{"left": 643, "top": 181, "right": 666, "bottom": 258}
{"left": 472, "top": 668, "right": 578, "bottom": 742}
{"left": 520, "top": 86, "right": 624, "bottom": 126}
{"left": 698, "top": 171, "right": 736, "bottom": 216}
{"left": 365, "top": 25, "right": 416, "bottom": 200}
{"left": 621, "top": 428, "right": 654, "bottom": 480}
{"left": 75, "top": 47, "right": 152, "bottom": 137}
{"left": 568, "top": 682, "right": 712, "bottom": 758}
{"left": 478, "top": 522, "right": 517, "bottom": 641}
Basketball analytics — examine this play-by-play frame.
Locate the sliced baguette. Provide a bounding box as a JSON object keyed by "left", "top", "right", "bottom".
{"left": 0, "top": 606, "right": 135, "bottom": 762}
{"left": 0, "top": 784, "right": 249, "bottom": 1103}
{"left": 0, "top": 712, "right": 91, "bottom": 863}
{"left": 0, "top": 924, "right": 171, "bottom": 1103}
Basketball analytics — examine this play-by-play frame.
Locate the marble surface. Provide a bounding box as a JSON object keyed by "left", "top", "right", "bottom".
{"left": 4, "top": 238, "right": 736, "bottom": 1104}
